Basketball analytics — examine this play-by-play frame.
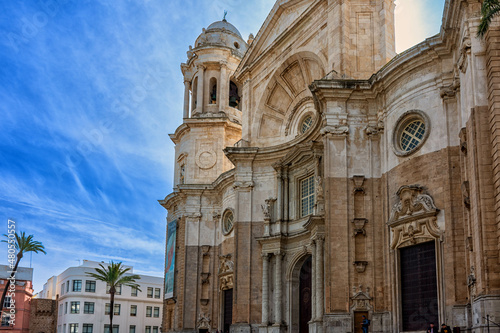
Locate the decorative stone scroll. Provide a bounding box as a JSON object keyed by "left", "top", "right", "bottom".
{"left": 389, "top": 185, "right": 441, "bottom": 249}
{"left": 320, "top": 124, "right": 349, "bottom": 137}
{"left": 218, "top": 254, "right": 234, "bottom": 290}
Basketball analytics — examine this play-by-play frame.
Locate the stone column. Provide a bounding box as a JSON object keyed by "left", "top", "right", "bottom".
{"left": 262, "top": 253, "right": 270, "bottom": 325}
{"left": 219, "top": 61, "right": 227, "bottom": 112}
{"left": 274, "top": 251, "right": 283, "bottom": 325}
{"left": 311, "top": 241, "right": 317, "bottom": 321}
{"left": 283, "top": 168, "right": 289, "bottom": 222}
{"left": 196, "top": 65, "right": 205, "bottom": 113}
{"left": 183, "top": 80, "right": 190, "bottom": 118}
{"left": 276, "top": 168, "right": 283, "bottom": 222}
{"left": 315, "top": 236, "right": 324, "bottom": 320}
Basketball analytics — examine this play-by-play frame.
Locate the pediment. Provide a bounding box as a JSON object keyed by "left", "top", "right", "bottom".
{"left": 237, "top": 0, "right": 319, "bottom": 73}
{"left": 273, "top": 140, "right": 322, "bottom": 169}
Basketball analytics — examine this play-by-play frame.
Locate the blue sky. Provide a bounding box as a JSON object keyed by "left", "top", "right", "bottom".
{"left": 0, "top": 0, "right": 444, "bottom": 293}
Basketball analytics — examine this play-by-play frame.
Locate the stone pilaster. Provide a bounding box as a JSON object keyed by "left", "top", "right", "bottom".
{"left": 196, "top": 64, "right": 205, "bottom": 113}
{"left": 274, "top": 251, "right": 283, "bottom": 325}
{"left": 262, "top": 253, "right": 270, "bottom": 325}
{"left": 183, "top": 80, "right": 190, "bottom": 118}
{"left": 315, "top": 235, "right": 325, "bottom": 320}
{"left": 311, "top": 240, "right": 317, "bottom": 320}
{"left": 219, "top": 61, "right": 227, "bottom": 112}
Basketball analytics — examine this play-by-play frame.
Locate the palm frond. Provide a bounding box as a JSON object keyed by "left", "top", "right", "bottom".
{"left": 478, "top": 0, "right": 500, "bottom": 37}
{"left": 85, "top": 261, "right": 141, "bottom": 290}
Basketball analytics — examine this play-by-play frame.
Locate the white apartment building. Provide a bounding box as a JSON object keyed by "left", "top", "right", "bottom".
{"left": 40, "top": 260, "right": 163, "bottom": 333}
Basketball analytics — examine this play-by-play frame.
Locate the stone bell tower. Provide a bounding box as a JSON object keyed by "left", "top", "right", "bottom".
{"left": 162, "top": 18, "right": 250, "bottom": 333}
{"left": 171, "top": 19, "right": 249, "bottom": 186}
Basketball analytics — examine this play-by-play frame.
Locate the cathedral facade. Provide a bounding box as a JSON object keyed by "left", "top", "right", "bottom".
{"left": 160, "top": 1, "right": 500, "bottom": 332}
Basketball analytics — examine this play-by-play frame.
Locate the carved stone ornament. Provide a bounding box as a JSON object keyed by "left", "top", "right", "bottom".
{"left": 461, "top": 181, "right": 471, "bottom": 208}
{"left": 320, "top": 124, "right": 349, "bottom": 137}
{"left": 458, "top": 37, "right": 471, "bottom": 74}
{"left": 389, "top": 185, "right": 438, "bottom": 223}
{"left": 219, "top": 254, "right": 234, "bottom": 290}
{"left": 352, "top": 218, "right": 368, "bottom": 237}
{"left": 459, "top": 127, "right": 467, "bottom": 155}
{"left": 467, "top": 266, "right": 477, "bottom": 299}
{"left": 196, "top": 313, "right": 211, "bottom": 329}
{"left": 365, "top": 125, "right": 383, "bottom": 137}
{"left": 351, "top": 285, "right": 373, "bottom": 311}
{"left": 353, "top": 261, "right": 368, "bottom": 273}
{"left": 261, "top": 198, "right": 276, "bottom": 220}
{"left": 195, "top": 149, "right": 217, "bottom": 169}
{"left": 389, "top": 185, "right": 441, "bottom": 249}
{"left": 233, "top": 181, "right": 254, "bottom": 189}
{"left": 352, "top": 175, "right": 365, "bottom": 193}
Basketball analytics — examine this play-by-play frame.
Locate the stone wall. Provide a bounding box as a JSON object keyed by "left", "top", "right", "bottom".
{"left": 29, "top": 298, "right": 56, "bottom": 333}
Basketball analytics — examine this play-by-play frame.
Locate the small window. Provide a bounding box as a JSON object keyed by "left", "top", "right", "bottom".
{"left": 153, "top": 327, "right": 159, "bottom": 333}
{"left": 145, "top": 327, "right": 151, "bottom": 333}
{"left": 66, "top": 281, "right": 70, "bottom": 292}
{"left": 105, "top": 304, "right": 120, "bottom": 316}
{"left": 104, "top": 325, "right": 119, "bottom": 333}
{"left": 147, "top": 287, "right": 153, "bottom": 298}
{"left": 59, "top": 304, "right": 63, "bottom": 316}
{"left": 131, "top": 286, "right": 138, "bottom": 297}
{"left": 65, "top": 302, "right": 68, "bottom": 314}
{"left": 300, "top": 175, "right": 315, "bottom": 217}
{"left": 300, "top": 116, "right": 313, "bottom": 133}
{"left": 1, "top": 314, "right": 10, "bottom": 327}
{"left": 129, "top": 326, "right": 136, "bottom": 333}
{"left": 106, "top": 284, "right": 122, "bottom": 295}
{"left": 69, "top": 323, "right": 78, "bottom": 333}
{"left": 85, "top": 280, "right": 96, "bottom": 292}
{"left": 61, "top": 283, "right": 64, "bottom": 295}
{"left": 234, "top": 41, "right": 240, "bottom": 49}
{"left": 82, "top": 324, "right": 93, "bottom": 333}
{"left": 3, "top": 296, "right": 12, "bottom": 309}
{"left": 153, "top": 307, "right": 160, "bottom": 318}
{"left": 154, "top": 288, "right": 161, "bottom": 299}
{"left": 222, "top": 209, "right": 234, "bottom": 235}
{"left": 130, "top": 305, "right": 137, "bottom": 316}
{"left": 146, "top": 306, "right": 152, "bottom": 317}
{"left": 70, "top": 301, "right": 80, "bottom": 314}
{"left": 72, "top": 280, "right": 82, "bottom": 292}
{"left": 84, "top": 302, "right": 94, "bottom": 314}
{"left": 392, "top": 110, "right": 430, "bottom": 156}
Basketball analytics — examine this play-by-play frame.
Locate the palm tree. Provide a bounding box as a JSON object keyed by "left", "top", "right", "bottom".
{"left": 0, "top": 231, "right": 46, "bottom": 313}
{"left": 478, "top": 0, "right": 500, "bottom": 37}
{"left": 86, "top": 261, "right": 141, "bottom": 333}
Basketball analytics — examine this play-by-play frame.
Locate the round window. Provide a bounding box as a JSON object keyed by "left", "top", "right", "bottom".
{"left": 222, "top": 209, "right": 234, "bottom": 235}
{"left": 301, "top": 116, "right": 313, "bottom": 133}
{"left": 393, "top": 110, "right": 430, "bottom": 156}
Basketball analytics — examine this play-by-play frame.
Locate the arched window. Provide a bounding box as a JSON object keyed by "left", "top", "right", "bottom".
{"left": 209, "top": 77, "right": 217, "bottom": 104}
{"left": 192, "top": 77, "right": 198, "bottom": 112}
{"left": 229, "top": 81, "right": 240, "bottom": 109}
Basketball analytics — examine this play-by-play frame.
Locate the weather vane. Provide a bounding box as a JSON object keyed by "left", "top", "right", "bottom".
{"left": 223, "top": 10, "right": 228, "bottom": 21}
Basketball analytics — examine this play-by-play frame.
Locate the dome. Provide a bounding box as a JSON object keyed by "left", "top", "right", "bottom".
{"left": 206, "top": 20, "right": 242, "bottom": 38}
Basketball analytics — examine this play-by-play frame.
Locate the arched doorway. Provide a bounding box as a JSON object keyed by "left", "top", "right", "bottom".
{"left": 299, "top": 256, "right": 312, "bottom": 333}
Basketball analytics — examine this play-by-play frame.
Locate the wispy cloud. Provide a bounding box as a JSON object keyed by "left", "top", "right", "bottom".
{"left": 0, "top": 0, "right": 444, "bottom": 292}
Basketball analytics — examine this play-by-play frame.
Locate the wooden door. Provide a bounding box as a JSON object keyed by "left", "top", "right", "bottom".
{"left": 223, "top": 288, "right": 233, "bottom": 333}
{"left": 299, "top": 256, "right": 312, "bottom": 333}
{"left": 354, "top": 311, "right": 368, "bottom": 333}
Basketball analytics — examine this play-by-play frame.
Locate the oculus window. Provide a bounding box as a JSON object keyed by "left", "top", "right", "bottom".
{"left": 393, "top": 110, "right": 430, "bottom": 156}
{"left": 300, "top": 116, "right": 313, "bottom": 133}
{"left": 222, "top": 209, "right": 234, "bottom": 235}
